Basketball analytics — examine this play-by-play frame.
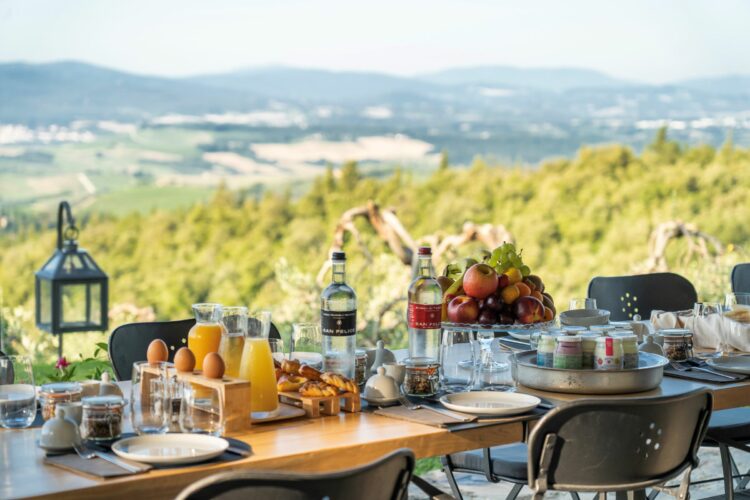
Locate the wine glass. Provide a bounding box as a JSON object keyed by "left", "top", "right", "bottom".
{"left": 569, "top": 298, "right": 597, "bottom": 310}
{"left": 130, "top": 361, "right": 170, "bottom": 435}
{"left": 290, "top": 323, "right": 323, "bottom": 369}
{"left": 0, "top": 356, "right": 36, "bottom": 429}
{"left": 180, "top": 384, "right": 223, "bottom": 436}
{"left": 440, "top": 330, "right": 475, "bottom": 393}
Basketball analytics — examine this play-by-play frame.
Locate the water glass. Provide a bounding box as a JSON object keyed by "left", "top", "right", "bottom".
{"left": 180, "top": 384, "right": 223, "bottom": 436}
{"left": 440, "top": 330, "right": 475, "bottom": 392}
{"left": 130, "top": 361, "right": 170, "bottom": 435}
{"left": 268, "top": 338, "right": 286, "bottom": 363}
{"left": 290, "top": 323, "right": 323, "bottom": 369}
{"left": 693, "top": 302, "right": 722, "bottom": 317}
{"left": 569, "top": 298, "right": 597, "bottom": 310}
{"left": 0, "top": 356, "right": 36, "bottom": 429}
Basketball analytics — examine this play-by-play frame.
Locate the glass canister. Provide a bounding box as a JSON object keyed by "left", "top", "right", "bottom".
{"left": 80, "top": 395, "right": 125, "bottom": 441}
{"left": 219, "top": 306, "right": 247, "bottom": 378}
{"left": 614, "top": 334, "right": 639, "bottom": 369}
{"left": 403, "top": 357, "right": 440, "bottom": 396}
{"left": 537, "top": 334, "right": 557, "bottom": 367}
{"left": 553, "top": 336, "right": 582, "bottom": 369}
{"left": 595, "top": 336, "right": 624, "bottom": 370}
{"left": 661, "top": 329, "right": 693, "bottom": 361}
{"left": 39, "top": 382, "right": 83, "bottom": 421}
{"left": 355, "top": 349, "right": 368, "bottom": 388}
{"left": 578, "top": 333, "right": 600, "bottom": 369}
{"left": 188, "top": 303, "right": 224, "bottom": 371}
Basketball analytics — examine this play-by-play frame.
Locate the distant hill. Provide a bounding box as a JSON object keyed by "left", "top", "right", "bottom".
{"left": 678, "top": 75, "right": 750, "bottom": 95}
{"left": 419, "top": 65, "right": 630, "bottom": 91}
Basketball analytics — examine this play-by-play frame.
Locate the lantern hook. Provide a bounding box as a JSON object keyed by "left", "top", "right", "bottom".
{"left": 56, "top": 201, "right": 78, "bottom": 250}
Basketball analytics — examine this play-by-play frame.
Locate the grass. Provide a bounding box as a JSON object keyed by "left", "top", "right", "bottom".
{"left": 86, "top": 185, "right": 213, "bottom": 215}
{"left": 415, "top": 456, "right": 443, "bottom": 475}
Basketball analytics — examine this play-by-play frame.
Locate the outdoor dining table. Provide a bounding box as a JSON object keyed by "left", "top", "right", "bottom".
{"left": 2, "top": 374, "right": 750, "bottom": 500}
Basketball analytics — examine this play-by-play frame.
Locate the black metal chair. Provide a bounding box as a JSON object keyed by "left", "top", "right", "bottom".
{"left": 528, "top": 390, "right": 712, "bottom": 499}
{"left": 175, "top": 449, "right": 417, "bottom": 500}
{"left": 108, "top": 318, "right": 281, "bottom": 381}
{"left": 587, "top": 272, "right": 698, "bottom": 321}
{"left": 731, "top": 263, "right": 750, "bottom": 293}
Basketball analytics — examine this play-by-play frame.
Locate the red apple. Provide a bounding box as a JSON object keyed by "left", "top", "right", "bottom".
{"left": 463, "top": 263, "right": 499, "bottom": 299}
{"left": 513, "top": 296, "right": 546, "bottom": 324}
{"left": 447, "top": 295, "right": 480, "bottom": 323}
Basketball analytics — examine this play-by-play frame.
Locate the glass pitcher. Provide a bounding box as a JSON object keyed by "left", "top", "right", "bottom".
{"left": 188, "top": 303, "right": 224, "bottom": 371}
{"left": 219, "top": 306, "right": 247, "bottom": 378}
{"left": 238, "top": 311, "right": 279, "bottom": 419}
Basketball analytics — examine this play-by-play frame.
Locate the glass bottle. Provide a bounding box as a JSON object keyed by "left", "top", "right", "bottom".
{"left": 407, "top": 247, "right": 442, "bottom": 360}
{"left": 219, "top": 306, "right": 248, "bottom": 378}
{"left": 320, "top": 252, "right": 357, "bottom": 379}
{"left": 188, "top": 303, "right": 224, "bottom": 371}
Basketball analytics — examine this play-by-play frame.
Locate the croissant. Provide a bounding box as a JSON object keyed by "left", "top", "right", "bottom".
{"left": 281, "top": 359, "right": 301, "bottom": 375}
{"left": 299, "top": 364, "right": 322, "bottom": 381}
{"left": 299, "top": 381, "right": 339, "bottom": 398}
{"left": 277, "top": 374, "right": 308, "bottom": 392}
{"left": 321, "top": 372, "right": 359, "bottom": 394}
{"left": 275, "top": 367, "right": 284, "bottom": 381}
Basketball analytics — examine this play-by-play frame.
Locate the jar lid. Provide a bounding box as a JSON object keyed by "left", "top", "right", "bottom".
{"left": 355, "top": 349, "right": 367, "bottom": 357}
{"left": 562, "top": 326, "right": 587, "bottom": 333}
{"left": 40, "top": 382, "right": 82, "bottom": 396}
{"left": 82, "top": 395, "right": 125, "bottom": 409}
{"left": 577, "top": 332, "right": 601, "bottom": 339}
{"left": 557, "top": 336, "right": 582, "bottom": 343}
{"left": 403, "top": 357, "right": 439, "bottom": 367}
{"left": 590, "top": 325, "right": 616, "bottom": 331}
{"left": 612, "top": 333, "right": 637, "bottom": 341}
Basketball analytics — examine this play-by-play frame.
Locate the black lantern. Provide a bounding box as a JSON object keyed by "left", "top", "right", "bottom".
{"left": 35, "top": 201, "right": 108, "bottom": 356}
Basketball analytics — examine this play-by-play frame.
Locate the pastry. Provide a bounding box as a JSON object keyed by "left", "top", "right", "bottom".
{"left": 299, "top": 381, "right": 339, "bottom": 398}
{"left": 321, "top": 372, "right": 359, "bottom": 394}
{"left": 275, "top": 367, "right": 284, "bottom": 381}
{"left": 277, "top": 374, "right": 308, "bottom": 392}
{"left": 281, "top": 359, "right": 301, "bottom": 375}
{"left": 299, "top": 364, "right": 322, "bottom": 381}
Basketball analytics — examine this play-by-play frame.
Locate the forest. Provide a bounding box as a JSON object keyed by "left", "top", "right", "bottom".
{"left": 0, "top": 129, "right": 747, "bottom": 374}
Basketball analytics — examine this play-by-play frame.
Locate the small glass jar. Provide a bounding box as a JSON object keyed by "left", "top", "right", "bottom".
{"left": 355, "top": 349, "right": 368, "bottom": 388}
{"left": 595, "top": 336, "right": 624, "bottom": 370}
{"left": 661, "top": 329, "right": 693, "bottom": 361}
{"left": 80, "top": 395, "right": 125, "bottom": 441}
{"left": 553, "top": 336, "right": 582, "bottom": 369}
{"left": 402, "top": 357, "right": 440, "bottom": 396}
{"left": 537, "top": 334, "right": 557, "bottom": 367}
{"left": 616, "top": 334, "right": 639, "bottom": 369}
{"left": 578, "top": 333, "right": 600, "bottom": 369}
{"left": 39, "top": 382, "right": 83, "bottom": 421}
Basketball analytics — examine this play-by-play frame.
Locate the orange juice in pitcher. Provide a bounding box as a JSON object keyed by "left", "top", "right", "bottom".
{"left": 238, "top": 310, "right": 278, "bottom": 419}
{"left": 188, "top": 303, "right": 224, "bottom": 371}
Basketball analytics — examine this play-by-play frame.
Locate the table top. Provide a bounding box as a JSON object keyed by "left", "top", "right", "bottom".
{"left": 2, "top": 375, "right": 749, "bottom": 500}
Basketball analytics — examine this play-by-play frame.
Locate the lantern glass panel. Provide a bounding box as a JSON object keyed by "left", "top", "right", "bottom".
{"left": 89, "top": 283, "right": 102, "bottom": 325}
{"left": 60, "top": 283, "right": 89, "bottom": 326}
{"left": 39, "top": 279, "right": 52, "bottom": 325}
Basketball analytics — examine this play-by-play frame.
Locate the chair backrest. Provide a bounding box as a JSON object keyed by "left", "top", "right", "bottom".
{"left": 176, "top": 448, "right": 415, "bottom": 500}
{"left": 731, "top": 263, "right": 750, "bottom": 293}
{"left": 587, "top": 272, "right": 697, "bottom": 320}
{"left": 527, "top": 390, "right": 712, "bottom": 495}
{"left": 108, "top": 319, "right": 281, "bottom": 381}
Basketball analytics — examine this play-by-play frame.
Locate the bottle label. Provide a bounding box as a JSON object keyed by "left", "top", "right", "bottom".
{"left": 408, "top": 303, "right": 442, "bottom": 329}
{"left": 321, "top": 310, "right": 357, "bottom": 337}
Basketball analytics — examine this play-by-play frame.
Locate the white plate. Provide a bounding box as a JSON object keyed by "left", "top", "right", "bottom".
{"left": 507, "top": 330, "right": 532, "bottom": 341}
{"left": 112, "top": 434, "right": 229, "bottom": 465}
{"left": 706, "top": 355, "right": 750, "bottom": 375}
{"left": 439, "top": 391, "right": 541, "bottom": 416}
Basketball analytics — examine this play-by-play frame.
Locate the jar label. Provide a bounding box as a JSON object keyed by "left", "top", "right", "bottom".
{"left": 321, "top": 310, "right": 357, "bottom": 337}
{"left": 408, "top": 303, "right": 442, "bottom": 329}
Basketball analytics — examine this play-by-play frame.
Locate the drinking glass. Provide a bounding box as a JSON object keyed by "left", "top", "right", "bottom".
{"left": 693, "top": 302, "right": 722, "bottom": 317}
{"left": 440, "top": 330, "right": 475, "bottom": 392}
{"left": 569, "top": 298, "right": 597, "bottom": 310}
{"left": 725, "top": 293, "right": 750, "bottom": 311}
{"left": 477, "top": 347, "right": 515, "bottom": 391}
{"left": 180, "top": 384, "right": 223, "bottom": 436}
{"left": 130, "top": 361, "right": 170, "bottom": 435}
{"left": 219, "top": 306, "right": 247, "bottom": 378}
{"left": 0, "top": 356, "right": 36, "bottom": 429}
{"left": 290, "top": 323, "right": 323, "bottom": 369}
{"left": 188, "top": 303, "right": 224, "bottom": 371}
{"left": 268, "top": 338, "right": 286, "bottom": 363}
{"left": 239, "top": 310, "right": 279, "bottom": 419}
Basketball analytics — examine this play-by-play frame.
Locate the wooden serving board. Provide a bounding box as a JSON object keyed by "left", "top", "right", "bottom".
{"left": 278, "top": 391, "right": 361, "bottom": 417}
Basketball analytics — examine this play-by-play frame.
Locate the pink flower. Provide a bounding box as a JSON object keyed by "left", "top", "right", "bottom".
{"left": 55, "top": 357, "right": 70, "bottom": 370}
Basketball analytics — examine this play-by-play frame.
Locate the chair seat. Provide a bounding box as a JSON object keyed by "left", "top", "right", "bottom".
{"left": 705, "top": 408, "right": 750, "bottom": 443}
{"left": 450, "top": 443, "right": 528, "bottom": 480}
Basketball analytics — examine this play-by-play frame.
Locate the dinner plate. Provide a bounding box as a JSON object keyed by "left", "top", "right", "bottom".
{"left": 439, "top": 391, "right": 541, "bottom": 416}
{"left": 112, "top": 434, "right": 229, "bottom": 465}
{"left": 706, "top": 355, "right": 750, "bottom": 375}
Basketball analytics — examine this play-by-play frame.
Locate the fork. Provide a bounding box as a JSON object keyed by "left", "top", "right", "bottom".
{"left": 397, "top": 393, "right": 473, "bottom": 421}
{"left": 669, "top": 361, "right": 736, "bottom": 380}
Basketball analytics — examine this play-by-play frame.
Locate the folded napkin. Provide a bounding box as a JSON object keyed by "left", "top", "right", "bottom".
{"left": 663, "top": 363, "right": 747, "bottom": 384}
{"left": 44, "top": 454, "right": 143, "bottom": 479}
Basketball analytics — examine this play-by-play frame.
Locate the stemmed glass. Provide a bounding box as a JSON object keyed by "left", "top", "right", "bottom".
{"left": 0, "top": 356, "right": 36, "bottom": 429}
{"left": 130, "top": 361, "right": 170, "bottom": 435}
{"left": 290, "top": 323, "right": 323, "bottom": 369}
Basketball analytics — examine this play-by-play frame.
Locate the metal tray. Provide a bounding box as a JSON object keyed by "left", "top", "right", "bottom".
{"left": 512, "top": 350, "right": 668, "bottom": 394}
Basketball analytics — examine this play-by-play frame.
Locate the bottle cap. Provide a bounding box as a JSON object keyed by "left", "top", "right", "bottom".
{"left": 418, "top": 246, "right": 432, "bottom": 256}
{"left": 331, "top": 251, "right": 346, "bottom": 261}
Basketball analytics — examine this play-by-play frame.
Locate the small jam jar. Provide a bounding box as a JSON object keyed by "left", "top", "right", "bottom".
{"left": 403, "top": 357, "right": 440, "bottom": 396}
{"left": 537, "top": 334, "right": 558, "bottom": 367}
{"left": 80, "top": 395, "right": 125, "bottom": 441}
{"left": 553, "top": 336, "right": 582, "bottom": 369}
{"left": 578, "top": 333, "right": 600, "bottom": 369}
{"left": 595, "top": 336, "right": 624, "bottom": 370}
{"left": 613, "top": 333, "right": 639, "bottom": 368}
{"left": 660, "top": 329, "right": 694, "bottom": 361}
{"left": 355, "top": 349, "right": 368, "bottom": 388}
{"left": 39, "top": 382, "right": 83, "bottom": 421}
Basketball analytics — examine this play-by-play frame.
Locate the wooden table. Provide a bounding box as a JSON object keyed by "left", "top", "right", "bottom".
{"left": 2, "top": 376, "right": 749, "bottom": 500}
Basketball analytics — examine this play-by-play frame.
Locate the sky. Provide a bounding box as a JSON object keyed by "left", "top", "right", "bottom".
{"left": 0, "top": 0, "right": 748, "bottom": 83}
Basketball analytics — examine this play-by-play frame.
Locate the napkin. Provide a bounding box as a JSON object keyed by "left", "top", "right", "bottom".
{"left": 652, "top": 310, "right": 750, "bottom": 351}
{"left": 43, "top": 454, "right": 142, "bottom": 479}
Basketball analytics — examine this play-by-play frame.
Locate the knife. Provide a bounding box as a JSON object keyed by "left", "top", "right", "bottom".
{"left": 94, "top": 451, "right": 152, "bottom": 473}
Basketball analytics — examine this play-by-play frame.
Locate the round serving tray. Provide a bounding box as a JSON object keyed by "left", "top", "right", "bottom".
{"left": 442, "top": 320, "right": 555, "bottom": 332}
{"left": 512, "top": 350, "right": 668, "bottom": 394}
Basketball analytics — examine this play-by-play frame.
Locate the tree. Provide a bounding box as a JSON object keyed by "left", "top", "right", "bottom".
{"left": 340, "top": 161, "right": 361, "bottom": 191}
{"left": 438, "top": 150, "right": 450, "bottom": 171}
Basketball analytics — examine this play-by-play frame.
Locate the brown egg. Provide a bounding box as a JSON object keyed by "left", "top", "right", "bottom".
{"left": 146, "top": 339, "right": 169, "bottom": 364}
{"left": 174, "top": 347, "right": 196, "bottom": 373}
{"left": 202, "top": 352, "right": 225, "bottom": 379}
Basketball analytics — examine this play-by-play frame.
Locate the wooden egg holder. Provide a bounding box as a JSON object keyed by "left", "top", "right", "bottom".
{"left": 278, "top": 390, "right": 361, "bottom": 418}
{"left": 140, "top": 366, "right": 252, "bottom": 434}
